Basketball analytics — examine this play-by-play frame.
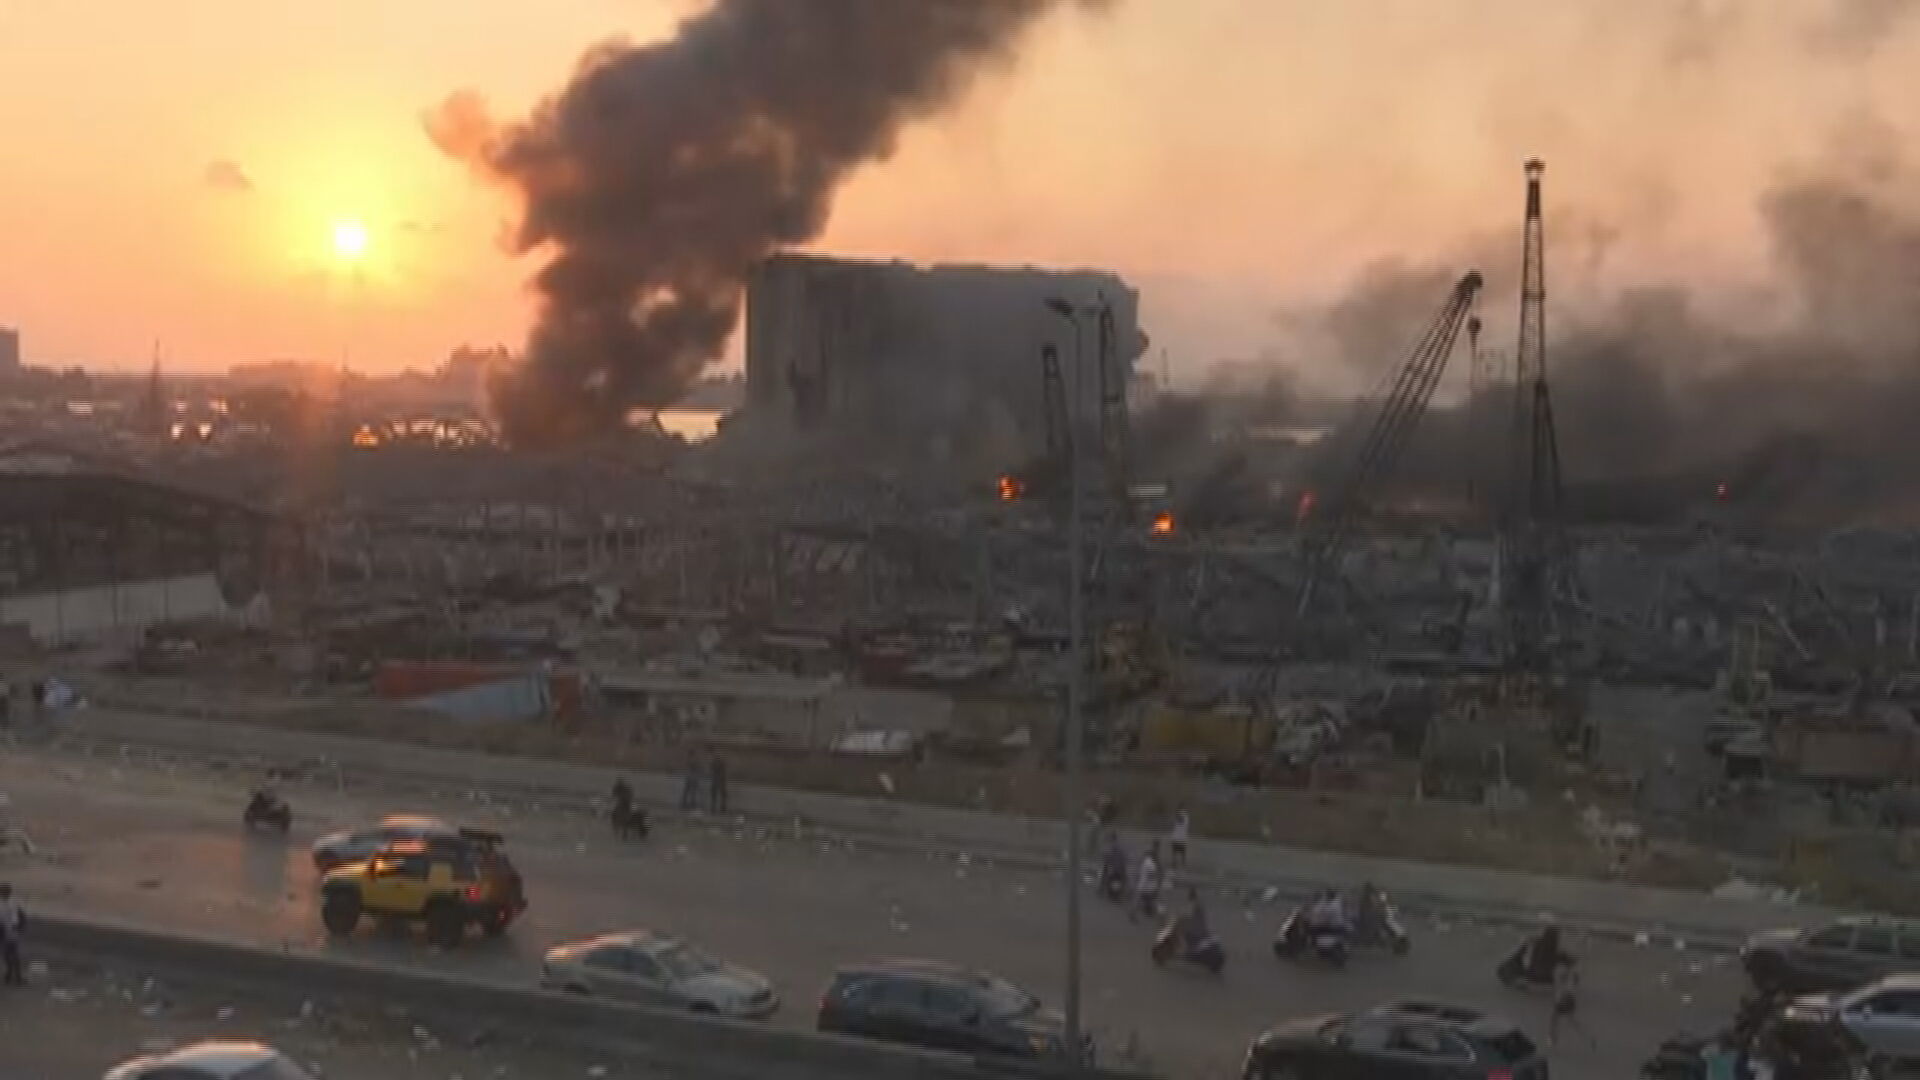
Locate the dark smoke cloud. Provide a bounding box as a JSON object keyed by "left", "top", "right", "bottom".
{"left": 428, "top": 0, "right": 1095, "bottom": 448}
{"left": 1310, "top": 147, "right": 1920, "bottom": 525}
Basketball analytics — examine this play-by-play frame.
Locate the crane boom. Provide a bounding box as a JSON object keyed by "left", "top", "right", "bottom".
{"left": 1297, "top": 270, "right": 1484, "bottom": 615}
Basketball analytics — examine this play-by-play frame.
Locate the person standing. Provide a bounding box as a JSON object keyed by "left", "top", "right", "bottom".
{"left": 1168, "top": 807, "right": 1191, "bottom": 870}
{"left": 0, "top": 883, "right": 26, "bottom": 987}
{"left": 679, "top": 747, "right": 704, "bottom": 812}
{"left": 610, "top": 777, "right": 636, "bottom": 835}
{"left": 707, "top": 752, "right": 729, "bottom": 815}
{"left": 1132, "top": 840, "right": 1163, "bottom": 924}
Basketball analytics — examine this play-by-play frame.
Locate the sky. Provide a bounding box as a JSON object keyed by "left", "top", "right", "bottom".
{"left": 3, "top": 0, "right": 1918, "bottom": 388}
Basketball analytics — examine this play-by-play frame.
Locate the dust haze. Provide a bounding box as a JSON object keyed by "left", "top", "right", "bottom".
{"left": 1233, "top": 1, "right": 1920, "bottom": 525}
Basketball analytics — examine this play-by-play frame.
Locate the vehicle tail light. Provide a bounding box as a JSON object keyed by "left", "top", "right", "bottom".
{"left": 1488, "top": 1070, "right": 1513, "bottom": 1080}
{"left": 465, "top": 884, "right": 484, "bottom": 901}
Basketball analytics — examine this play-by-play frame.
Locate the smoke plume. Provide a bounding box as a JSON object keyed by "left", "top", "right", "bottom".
{"left": 429, "top": 0, "right": 1092, "bottom": 447}
{"left": 1305, "top": 143, "right": 1920, "bottom": 526}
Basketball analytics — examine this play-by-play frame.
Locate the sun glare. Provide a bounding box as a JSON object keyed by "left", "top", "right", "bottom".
{"left": 332, "top": 219, "right": 369, "bottom": 261}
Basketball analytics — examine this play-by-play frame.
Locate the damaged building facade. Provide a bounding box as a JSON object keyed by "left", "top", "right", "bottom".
{"left": 744, "top": 253, "right": 1146, "bottom": 469}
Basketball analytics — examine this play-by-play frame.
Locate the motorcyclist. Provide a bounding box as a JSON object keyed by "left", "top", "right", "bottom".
{"left": 247, "top": 780, "right": 283, "bottom": 815}
{"left": 1354, "top": 881, "right": 1388, "bottom": 944}
{"left": 1100, "top": 832, "right": 1129, "bottom": 896}
{"left": 1525, "top": 926, "right": 1573, "bottom": 983}
{"left": 1307, "top": 888, "right": 1350, "bottom": 936}
{"left": 1174, "top": 886, "right": 1211, "bottom": 951}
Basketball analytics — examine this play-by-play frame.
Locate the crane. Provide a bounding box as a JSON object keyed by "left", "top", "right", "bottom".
{"left": 1296, "top": 270, "right": 1484, "bottom": 616}
{"left": 998, "top": 344, "right": 1070, "bottom": 506}
{"left": 1501, "top": 159, "right": 1572, "bottom": 666}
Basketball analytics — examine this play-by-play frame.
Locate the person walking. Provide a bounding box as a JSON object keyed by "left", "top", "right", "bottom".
{"left": 1168, "top": 807, "right": 1191, "bottom": 870}
{"left": 679, "top": 747, "right": 704, "bottom": 812}
{"left": 707, "top": 752, "right": 729, "bottom": 815}
{"left": 1085, "top": 794, "right": 1118, "bottom": 857}
{"left": 1132, "top": 840, "right": 1164, "bottom": 924}
{"left": 0, "top": 883, "right": 26, "bottom": 987}
{"left": 1548, "top": 958, "right": 1594, "bottom": 1049}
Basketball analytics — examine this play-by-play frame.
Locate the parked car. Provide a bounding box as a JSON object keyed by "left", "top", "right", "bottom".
{"left": 1243, "top": 1000, "right": 1547, "bottom": 1080}
{"left": 817, "top": 959, "right": 1090, "bottom": 1064}
{"left": 310, "top": 813, "right": 458, "bottom": 871}
{"left": 1743, "top": 918, "right": 1920, "bottom": 995}
{"left": 106, "top": 1041, "right": 315, "bottom": 1080}
{"left": 1775, "top": 974, "right": 1920, "bottom": 1072}
{"left": 542, "top": 930, "right": 778, "bottom": 1018}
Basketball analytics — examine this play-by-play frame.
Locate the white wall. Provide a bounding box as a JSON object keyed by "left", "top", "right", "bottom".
{"left": 0, "top": 573, "right": 236, "bottom": 645}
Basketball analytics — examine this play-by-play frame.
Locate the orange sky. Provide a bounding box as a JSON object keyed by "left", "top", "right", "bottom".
{"left": 2, "top": 1, "right": 1917, "bottom": 385}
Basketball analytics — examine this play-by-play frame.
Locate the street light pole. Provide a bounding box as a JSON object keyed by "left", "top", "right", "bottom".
{"left": 1044, "top": 298, "right": 1086, "bottom": 1066}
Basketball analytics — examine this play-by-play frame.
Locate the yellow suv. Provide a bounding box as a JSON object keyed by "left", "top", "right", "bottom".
{"left": 319, "top": 829, "right": 526, "bottom": 948}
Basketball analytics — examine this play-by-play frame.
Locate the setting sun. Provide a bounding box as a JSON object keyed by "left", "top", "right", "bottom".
{"left": 331, "top": 219, "right": 369, "bottom": 261}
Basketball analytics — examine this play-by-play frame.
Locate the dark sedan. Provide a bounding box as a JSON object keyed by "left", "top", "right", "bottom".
{"left": 1245, "top": 1001, "right": 1546, "bottom": 1080}
{"left": 817, "top": 959, "right": 1089, "bottom": 1064}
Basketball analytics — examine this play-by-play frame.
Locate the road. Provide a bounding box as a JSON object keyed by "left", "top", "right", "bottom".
{"left": 3, "top": 953, "right": 658, "bottom": 1080}
{"left": 0, "top": 741, "right": 1752, "bottom": 1079}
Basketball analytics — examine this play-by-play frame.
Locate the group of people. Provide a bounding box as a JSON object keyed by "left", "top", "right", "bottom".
{"left": 1687, "top": 990, "right": 1845, "bottom": 1080}
{"left": 677, "top": 748, "right": 731, "bottom": 814}
{"left": 0, "top": 679, "right": 53, "bottom": 726}
{"left": 1087, "top": 804, "right": 1216, "bottom": 960}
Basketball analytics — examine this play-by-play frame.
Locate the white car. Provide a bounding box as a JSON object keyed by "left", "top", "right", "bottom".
{"left": 1783, "top": 974, "right": 1920, "bottom": 1070}
{"left": 542, "top": 930, "right": 779, "bottom": 1019}
{"left": 310, "top": 813, "right": 457, "bottom": 871}
{"left": 106, "top": 1041, "right": 315, "bottom": 1080}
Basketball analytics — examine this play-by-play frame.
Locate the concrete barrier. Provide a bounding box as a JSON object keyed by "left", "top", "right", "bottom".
{"left": 32, "top": 913, "right": 1154, "bottom": 1080}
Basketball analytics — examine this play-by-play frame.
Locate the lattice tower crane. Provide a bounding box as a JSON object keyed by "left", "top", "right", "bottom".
{"left": 1296, "top": 270, "right": 1485, "bottom": 616}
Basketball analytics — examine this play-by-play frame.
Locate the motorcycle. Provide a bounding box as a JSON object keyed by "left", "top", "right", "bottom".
{"left": 1152, "top": 924, "right": 1226, "bottom": 975}
{"left": 243, "top": 790, "right": 292, "bottom": 833}
{"left": 1272, "top": 909, "right": 1350, "bottom": 968}
{"left": 1496, "top": 942, "right": 1560, "bottom": 992}
{"left": 1352, "top": 895, "right": 1412, "bottom": 956}
{"left": 609, "top": 803, "right": 650, "bottom": 841}
{"left": 1099, "top": 851, "right": 1129, "bottom": 902}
